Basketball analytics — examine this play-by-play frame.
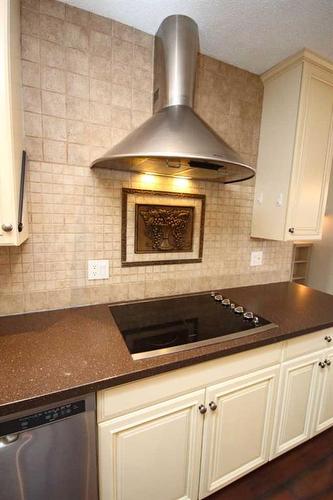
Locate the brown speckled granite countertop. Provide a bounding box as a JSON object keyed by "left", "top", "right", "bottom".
{"left": 1, "top": 281, "right": 333, "bottom": 416}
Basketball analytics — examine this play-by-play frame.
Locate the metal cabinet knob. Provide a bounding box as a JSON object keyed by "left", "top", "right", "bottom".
{"left": 288, "top": 227, "right": 295, "bottom": 234}
{"left": 209, "top": 401, "right": 217, "bottom": 411}
{"left": 319, "top": 361, "right": 326, "bottom": 368}
{"left": 325, "top": 336, "right": 332, "bottom": 343}
{"left": 198, "top": 404, "right": 207, "bottom": 414}
{"left": 1, "top": 224, "right": 13, "bottom": 232}
{"left": 325, "top": 359, "right": 331, "bottom": 366}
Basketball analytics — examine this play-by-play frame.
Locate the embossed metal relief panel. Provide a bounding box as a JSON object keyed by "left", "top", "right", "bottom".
{"left": 135, "top": 204, "right": 194, "bottom": 253}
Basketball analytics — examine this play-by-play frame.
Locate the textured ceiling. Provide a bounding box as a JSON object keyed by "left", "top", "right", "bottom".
{"left": 64, "top": 0, "right": 333, "bottom": 74}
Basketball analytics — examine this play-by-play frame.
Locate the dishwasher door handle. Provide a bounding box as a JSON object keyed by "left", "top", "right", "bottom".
{"left": 0, "top": 434, "right": 19, "bottom": 447}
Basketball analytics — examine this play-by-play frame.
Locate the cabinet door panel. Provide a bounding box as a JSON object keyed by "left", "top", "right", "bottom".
{"left": 199, "top": 366, "right": 278, "bottom": 498}
{"left": 314, "top": 349, "right": 333, "bottom": 434}
{"left": 0, "top": 0, "right": 27, "bottom": 246}
{"left": 291, "top": 66, "right": 333, "bottom": 238}
{"left": 251, "top": 63, "right": 302, "bottom": 241}
{"left": 99, "top": 389, "right": 205, "bottom": 500}
{"left": 270, "top": 352, "right": 319, "bottom": 458}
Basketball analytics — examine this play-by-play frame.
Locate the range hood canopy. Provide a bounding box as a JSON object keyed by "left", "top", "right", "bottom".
{"left": 91, "top": 15, "right": 255, "bottom": 184}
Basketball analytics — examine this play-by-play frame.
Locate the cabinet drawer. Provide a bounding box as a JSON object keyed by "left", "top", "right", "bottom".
{"left": 284, "top": 328, "right": 333, "bottom": 360}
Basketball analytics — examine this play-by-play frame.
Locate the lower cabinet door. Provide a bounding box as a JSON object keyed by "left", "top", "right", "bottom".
{"left": 199, "top": 366, "right": 279, "bottom": 498}
{"left": 313, "top": 349, "right": 333, "bottom": 435}
{"left": 270, "top": 352, "right": 320, "bottom": 459}
{"left": 98, "top": 389, "right": 205, "bottom": 500}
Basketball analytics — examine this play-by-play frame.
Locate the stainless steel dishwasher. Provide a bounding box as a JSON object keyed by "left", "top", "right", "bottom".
{"left": 0, "top": 393, "right": 98, "bottom": 500}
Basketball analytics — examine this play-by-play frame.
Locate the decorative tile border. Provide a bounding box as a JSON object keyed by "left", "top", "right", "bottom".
{"left": 121, "top": 188, "right": 206, "bottom": 266}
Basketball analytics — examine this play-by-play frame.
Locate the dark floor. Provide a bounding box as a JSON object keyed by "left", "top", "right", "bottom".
{"left": 207, "top": 427, "right": 333, "bottom": 500}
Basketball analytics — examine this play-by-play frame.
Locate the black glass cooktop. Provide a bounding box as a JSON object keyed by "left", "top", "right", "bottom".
{"left": 110, "top": 292, "right": 275, "bottom": 359}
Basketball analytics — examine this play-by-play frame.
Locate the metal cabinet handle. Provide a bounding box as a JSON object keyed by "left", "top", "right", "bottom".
{"left": 198, "top": 404, "right": 207, "bottom": 415}
{"left": 0, "top": 434, "right": 19, "bottom": 446}
{"left": 319, "top": 361, "right": 326, "bottom": 368}
{"left": 18, "top": 150, "right": 27, "bottom": 233}
{"left": 1, "top": 224, "right": 13, "bottom": 232}
{"left": 325, "top": 336, "right": 332, "bottom": 343}
{"left": 209, "top": 401, "right": 217, "bottom": 411}
{"left": 325, "top": 359, "right": 331, "bottom": 366}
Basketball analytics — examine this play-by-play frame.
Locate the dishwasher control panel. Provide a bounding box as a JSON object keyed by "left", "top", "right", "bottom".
{"left": 0, "top": 400, "right": 85, "bottom": 436}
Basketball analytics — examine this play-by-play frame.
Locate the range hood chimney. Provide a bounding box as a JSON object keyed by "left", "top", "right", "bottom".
{"left": 91, "top": 15, "right": 255, "bottom": 184}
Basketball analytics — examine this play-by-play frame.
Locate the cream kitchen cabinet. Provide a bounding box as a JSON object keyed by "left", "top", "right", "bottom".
{"left": 199, "top": 366, "right": 279, "bottom": 499}
{"left": 98, "top": 389, "right": 205, "bottom": 500}
{"left": 271, "top": 333, "right": 333, "bottom": 459}
{"left": 98, "top": 344, "right": 281, "bottom": 500}
{"left": 251, "top": 50, "right": 333, "bottom": 241}
{"left": 97, "top": 333, "right": 333, "bottom": 500}
{"left": 0, "top": 0, "right": 28, "bottom": 246}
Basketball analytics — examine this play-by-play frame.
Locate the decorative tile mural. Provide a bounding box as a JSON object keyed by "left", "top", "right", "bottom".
{"left": 121, "top": 188, "right": 205, "bottom": 266}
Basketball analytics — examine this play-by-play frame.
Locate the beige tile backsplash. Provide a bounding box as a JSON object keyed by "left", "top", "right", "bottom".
{"left": 0, "top": 0, "right": 293, "bottom": 315}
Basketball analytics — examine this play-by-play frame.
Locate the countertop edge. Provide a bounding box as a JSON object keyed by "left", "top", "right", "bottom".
{"left": 1, "top": 319, "right": 333, "bottom": 417}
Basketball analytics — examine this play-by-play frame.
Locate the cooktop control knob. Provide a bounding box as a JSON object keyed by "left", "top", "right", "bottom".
{"left": 230, "top": 303, "right": 235, "bottom": 309}
{"left": 222, "top": 298, "right": 231, "bottom": 306}
{"left": 253, "top": 316, "right": 259, "bottom": 325}
{"left": 243, "top": 311, "right": 254, "bottom": 320}
{"left": 234, "top": 306, "right": 244, "bottom": 314}
{"left": 214, "top": 294, "right": 223, "bottom": 302}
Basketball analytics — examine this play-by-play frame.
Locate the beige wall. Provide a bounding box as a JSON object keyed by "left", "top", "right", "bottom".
{"left": 0, "top": 0, "right": 293, "bottom": 315}
{"left": 308, "top": 170, "right": 333, "bottom": 294}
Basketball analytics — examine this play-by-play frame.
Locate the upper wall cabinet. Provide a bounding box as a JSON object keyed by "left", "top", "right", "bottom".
{"left": 251, "top": 50, "right": 333, "bottom": 241}
{"left": 0, "top": 0, "right": 28, "bottom": 246}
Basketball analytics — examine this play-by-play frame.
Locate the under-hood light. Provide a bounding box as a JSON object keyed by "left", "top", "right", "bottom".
{"left": 173, "top": 177, "right": 190, "bottom": 189}
{"left": 140, "top": 173, "right": 158, "bottom": 185}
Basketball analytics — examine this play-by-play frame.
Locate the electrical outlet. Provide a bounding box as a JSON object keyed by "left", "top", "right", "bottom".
{"left": 250, "top": 251, "right": 263, "bottom": 267}
{"left": 88, "top": 260, "right": 109, "bottom": 280}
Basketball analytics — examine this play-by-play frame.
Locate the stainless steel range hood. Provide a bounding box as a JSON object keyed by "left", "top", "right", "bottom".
{"left": 91, "top": 15, "right": 255, "bottom": 184}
